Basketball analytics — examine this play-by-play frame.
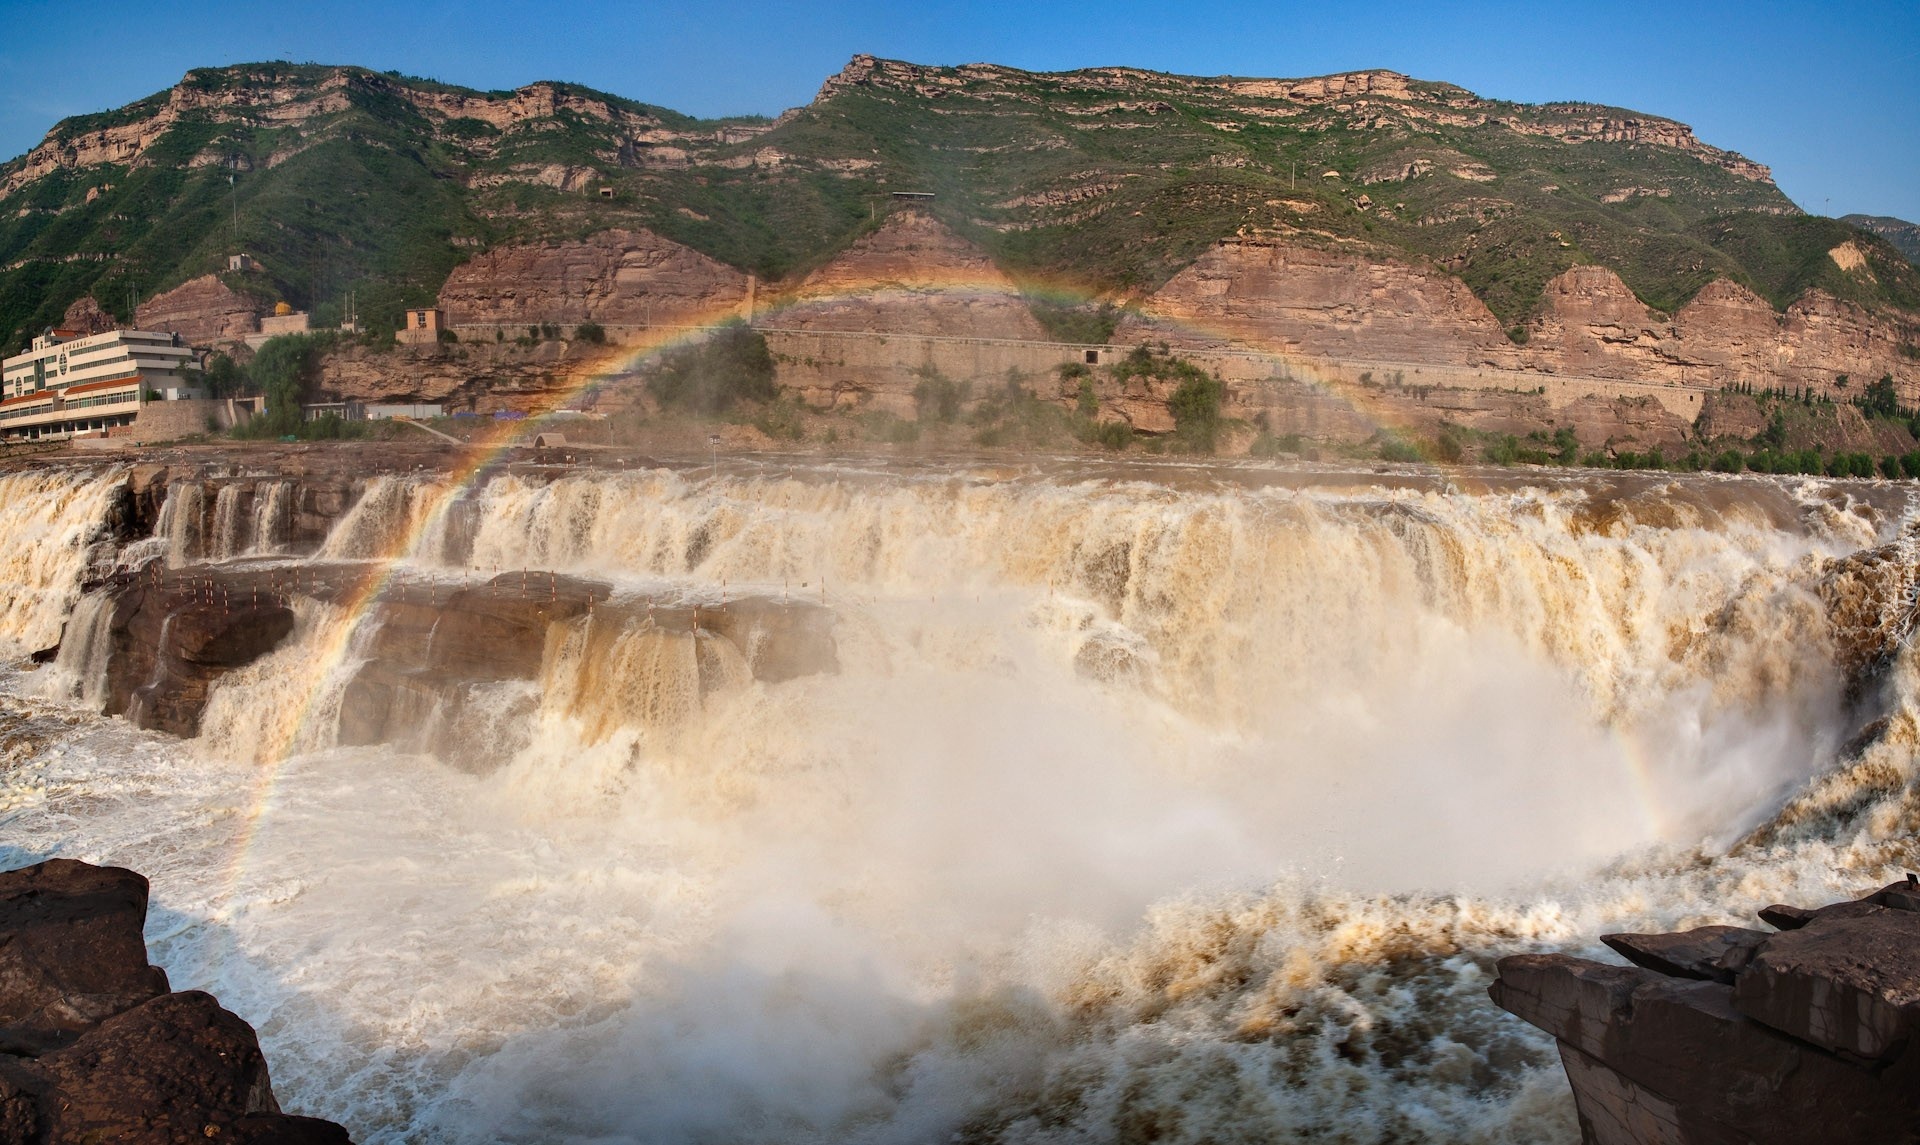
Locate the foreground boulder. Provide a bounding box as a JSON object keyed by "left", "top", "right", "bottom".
{"left": 1490, "top": 880, "right": 1920, "bottom": 1144}
{"left": 0, "top": 859, "right": 352, "bottom": 1143}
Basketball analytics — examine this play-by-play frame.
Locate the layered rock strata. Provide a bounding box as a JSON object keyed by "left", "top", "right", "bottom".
{"left": 133, "top": 274, "right": 260, "bottom": 347}
{"left": 1489, "top": 881, "right": 1920, "bottom": 1144}
{"left": 774, "top": 210, "right": 1047, "bottom": 341}
{"left": 64, "top": 558, "right": 838, "bottom": 751}
{"left": 0, "top": 858, "right": 352, "bottom": 1142}
{"left": 437, "top": 228, "right": 751, "bottom": 328}
{"left": 1121, "top": 241, "right": 1918, "bottom": 402}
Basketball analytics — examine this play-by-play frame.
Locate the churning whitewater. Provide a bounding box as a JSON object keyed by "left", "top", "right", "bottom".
{"left": 3, "top": 458, "right": 1918, "bottom": 1144}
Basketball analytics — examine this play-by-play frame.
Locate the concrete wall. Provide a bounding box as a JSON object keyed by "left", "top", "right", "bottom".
{"left": 127, "top": 398, "right": 254, "bottom": 444}
{"left": 756, "top": 326, "right": 1708, "bottom": 420}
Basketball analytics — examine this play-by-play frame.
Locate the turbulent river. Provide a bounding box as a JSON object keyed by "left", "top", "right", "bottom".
{"left": 2, "top": 456, "right": 1917, "bottom": 1143}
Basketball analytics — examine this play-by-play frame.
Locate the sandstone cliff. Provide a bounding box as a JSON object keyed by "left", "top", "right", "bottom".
{"left": 1118, "top": 238, "right": 1918, "bottom": 402}
{"left": 438, "top": 228, "right": 752, "bottom": 328}
{"left": 773, "top": 211, "right": 1046, "bottom": 340}
{"left": 1114, "top": 239, "right": 1522, "bottom": 367}
{"left": 3, "top": 66, "right": 769, "bottom": 199}
{"left": 134, "top": 274, "right": 259, "bottom": 347}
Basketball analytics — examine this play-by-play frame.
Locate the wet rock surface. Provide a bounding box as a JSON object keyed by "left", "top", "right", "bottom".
{"left": 0, "top": 859, "right": 353, "bottom": 1143}
{"left": 1491, "top": 880, "right": 1920, "bottom": 1144}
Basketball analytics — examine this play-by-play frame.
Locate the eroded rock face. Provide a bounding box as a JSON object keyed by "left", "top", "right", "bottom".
{"left": 1490, "top": 881, "right": 1920, "bottom": 1144}
{"left": 58, "top": 296, "right": 115, "bottom": 336}
{"left": 777, "top": 209, "right": 1047, "bottom": 341}
{"left": 0, "top": 860, "right": 168, "bottom": 1053}
{"left": 84, "top": 575, "right": 296, "bottom": 739}
{"left": 133, "top": 274, "right": 260, "bottom": 348}
{"left": 438, "top": 228, "right": 751, "bottom": 328}
{"left": 1115, "top": 240, "right": 1916, "bottom": 409}
{"left": 335, "top": 572, "right": 839, "bottom": 767}
{"left": 1116, "top": 239, "right": 1522, "bottom": 367}
{"left": 0, "top": 859, "right": 352, "bottom": 1143}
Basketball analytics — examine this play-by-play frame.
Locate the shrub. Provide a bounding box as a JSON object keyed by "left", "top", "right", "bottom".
{"left": 863, "top": 410, "right": 921, "bottom": 444}
{"left": 1167, "top": 371, "right": 1223, "bottom": 452}
{"left": 1711, "top": 450, "right": 1744, "bottom": 473}
{"left": 1378, "top": 438, "right": 1422, "bottom": 463}
{"left": 753, "top": 397, "right": 806, "bottom": 441}
{"left": 1090, "top": 419, "right": 1132, "bottom": 450}
{"left": 1075, "top": 378, "right": 1099, "bottom": 418}
{"left": 912, "top": 370, "right": 969, "bottom": 423}
{"left": 646, "top": 320, "right": 776, "bottom": 415}
{"left": 575, "top": 321, "right": 607, "bottom": 345}
{"left": 1435, "top": 432, "right": 1464, "bottom": 464}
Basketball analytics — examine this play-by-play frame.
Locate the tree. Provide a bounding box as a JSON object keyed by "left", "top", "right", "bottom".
{"left": 646, "top": 320, "right": 776, "bottom": 414}
{"left": 1167, "top": 370, "right": 1223, "bottom": 452}
{"left": 1862, "top": 374, "right": 1901, "bottom": 420}
{"left": 248, "top": 333, "right": 332, "bottom": 437}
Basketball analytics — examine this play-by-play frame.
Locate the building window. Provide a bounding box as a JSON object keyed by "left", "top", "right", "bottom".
{"left": 1084, "top": 350, "right": 1099, "bottom": 365}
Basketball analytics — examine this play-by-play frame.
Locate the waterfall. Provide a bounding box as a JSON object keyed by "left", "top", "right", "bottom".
{"left": 320, "top": 475, "right": 452, "bottom": 561}
{"left": 0, "top": 467, "right": 127, "bottom": 654}
{"left": 6, "top": 461, "right": 1920, "bottom": 1145}
{"left": 209, "top": 484, "right": 246, "bottom": 561}
{"left": 155, "top": 480, "right": 205, "bottom": 567}
{"left": 41, "top": 589, "right": 116, "bottom": 708}
{"left": 250, "top": 481, "right": 293, "bottom": 555}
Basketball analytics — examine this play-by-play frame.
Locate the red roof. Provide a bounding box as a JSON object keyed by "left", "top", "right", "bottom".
{"left": 63, "top": 374, "right": 140, "bottom": 397}
{"left": 0, "top": 393, "right": 52, "bottom": 410}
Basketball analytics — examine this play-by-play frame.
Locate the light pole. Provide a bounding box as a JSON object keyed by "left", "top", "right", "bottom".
{"left": 709, "top": 433, "right": 720, "bottom": 481}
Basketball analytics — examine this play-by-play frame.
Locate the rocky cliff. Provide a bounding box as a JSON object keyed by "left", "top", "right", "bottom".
{"left": 437, "top": 228, "right": 752, "bottom": 328}
{"left": 1489, "top": 881, "right": 1920, "bottom": 1144}
{"left": 16, "top": 51, "right": 1913, "bottom": 362}
{"left": 1120, "top": 238, "right": 1919, "bottom": 401}
{"left": 775, "top": 211, "right": 1046, "bottom": 340}
{"left": 1114, "top": 238, "right": 1523, "bottom": 367}
{"left": 0, "top": 858, "right": 353, "bottom": 1142}
{"left": 134, "top": 274, "right": 260, "bottom": 347}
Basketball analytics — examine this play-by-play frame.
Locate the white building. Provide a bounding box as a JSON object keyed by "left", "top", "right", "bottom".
{"left": 1, "top": 328, "right": 202, "bottom": 440}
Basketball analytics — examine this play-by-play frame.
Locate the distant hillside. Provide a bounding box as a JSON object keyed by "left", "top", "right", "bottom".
{"left": 2, "top": 56, "right": 1917, "bottom": 352}
{"left": 1845, "top": 215, "right": 1920, "bottom": 266}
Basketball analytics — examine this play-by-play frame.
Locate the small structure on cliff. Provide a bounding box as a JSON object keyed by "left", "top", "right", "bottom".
{"left": 1490, "top": 881, "right": 1920, "bottom": 1144}
{"left": 396, "top": 307, "right": 446, "bottom": 345}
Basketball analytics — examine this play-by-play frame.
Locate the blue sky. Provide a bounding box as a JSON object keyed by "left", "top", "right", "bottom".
{"left": 1, "top": 0, "right": 1914, "bottom": 220}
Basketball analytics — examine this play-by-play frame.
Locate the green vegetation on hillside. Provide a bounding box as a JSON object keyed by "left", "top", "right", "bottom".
{"left": 3, "top": 58, "right": 1917, "bottom": 356}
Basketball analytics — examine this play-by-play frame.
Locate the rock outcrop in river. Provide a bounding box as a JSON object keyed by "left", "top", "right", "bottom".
{"left": 1490, "top": 881, "right": 1920, "bottom": 1144}
{"left": 0, "top": 859, "right": 352, "bottom": 1142}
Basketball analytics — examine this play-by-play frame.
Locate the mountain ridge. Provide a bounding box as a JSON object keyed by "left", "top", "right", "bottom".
{"left": 2, "top": 56, "right": 1915, "bottom": 355}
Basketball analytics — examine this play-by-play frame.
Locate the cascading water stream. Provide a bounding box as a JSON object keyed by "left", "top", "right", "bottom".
{"left": 156, "top": 479, "right": 205, "bottom": 567}
{"left": 251, "top": 480, "right": 292, "bottom": 556}
{"left": 0, "top": 467, "right": 128, "bottom": 655}
{"left": 2, "top": 461, "right": 1918, "bottom": 1145}
{"left": 210, "top": 484, "right": 245, "bottom": 562}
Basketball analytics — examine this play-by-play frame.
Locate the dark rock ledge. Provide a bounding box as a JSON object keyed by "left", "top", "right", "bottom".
{"left": 0, "top": 858, "right": 354, "bottom": 1144}
{"left": 1490, "top": 879, "right": 1920, "bottom": 1144}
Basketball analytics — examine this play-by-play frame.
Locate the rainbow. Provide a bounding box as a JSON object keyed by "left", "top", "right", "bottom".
{"left": 213, "top": 271, "right": 1636, "bottom": 893}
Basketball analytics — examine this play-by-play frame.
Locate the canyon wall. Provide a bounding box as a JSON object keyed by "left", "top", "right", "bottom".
{"left": 134, "top": 274, "right": 259, "bottom": 346}
{"left": 437, "top": 228, "right": 752, "bottom": 328}
{"left": 1121, "top": 239, "right": 1918, "bottom": 403}
{"left": 109, "top": 217, "right": 1901, "bottom": 451}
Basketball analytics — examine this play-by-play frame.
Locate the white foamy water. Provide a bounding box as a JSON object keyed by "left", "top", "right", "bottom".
{"left": 2, "top": 462, "right": 1918, "bottom": 1144}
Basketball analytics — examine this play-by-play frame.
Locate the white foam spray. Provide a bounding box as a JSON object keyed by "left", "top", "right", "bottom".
{"left": 3, "top": 465, "right": 1916, "bottom": 1144}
